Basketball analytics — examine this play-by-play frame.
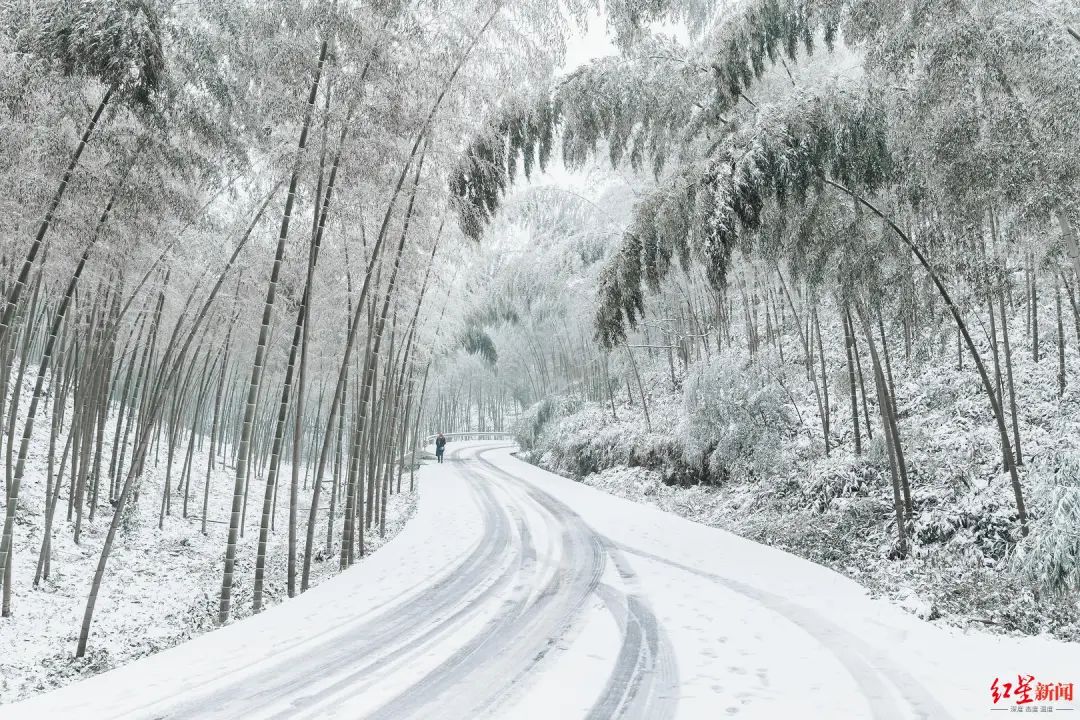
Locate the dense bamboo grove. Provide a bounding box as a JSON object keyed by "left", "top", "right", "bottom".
{"left": 445, "top": 0, "right": 1080, "bottom": 564}
{"left": 0, "top": 0, "right": 602, "bottom": 661}
{"left": 3, "top": 0, "right": 1080, "bottom": 683}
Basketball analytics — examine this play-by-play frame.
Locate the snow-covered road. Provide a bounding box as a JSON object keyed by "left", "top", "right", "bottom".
{"left": 7, "top": 442, "right": 1079, "bottom": 719}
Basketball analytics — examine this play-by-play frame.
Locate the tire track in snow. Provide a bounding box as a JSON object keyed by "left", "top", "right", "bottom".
{"left": 473, "top": 448, "right": 678, "bottom": 720}
{"left": 265, "top": 446, "right": 541, "bottom": 719}
{"left": 273, "top": 512, "right": 536, "bottom": 719}
{"left": 469, "top": 450, "right": 609, "bottom": 716}
{"left": 364, "top": 447, "right": 606, "bottom": 719}
{"left": 616, "top": 543, "right": 954, "bottom": 720}
{"left": 154, "top": 446, "right": 519, "bottom": 719}
{"left": 587, "top": 541, "right": 679, "bottom": 720}
{"left": 117, "top": 445, "right": 688, "bottom": 720}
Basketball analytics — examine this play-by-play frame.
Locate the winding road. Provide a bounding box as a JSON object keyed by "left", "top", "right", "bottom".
{"left": 7, "top": 442, "right": 1079, "bottom": 719}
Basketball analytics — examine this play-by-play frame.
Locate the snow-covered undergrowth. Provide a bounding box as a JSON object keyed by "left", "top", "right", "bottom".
{"left": 518, "top": 324, "right": 1080, "bottom": 641}
{"left": 0, "top": 386, "right": 418, "bottom": 704}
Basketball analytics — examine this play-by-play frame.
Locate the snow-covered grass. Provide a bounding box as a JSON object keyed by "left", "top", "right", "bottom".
{"left": 0, "top": 384, "right": 418, "bottom": 704}
{"left": 517, "top": 304, "right": 1080, "bottom": 641}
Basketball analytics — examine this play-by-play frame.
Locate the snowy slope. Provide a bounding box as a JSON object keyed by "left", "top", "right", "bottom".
{"left": 0, "top": 397, "right": 416, "bottom": 703}
{"left": 7, "top": 441, "right": 1079, "bottom": 719}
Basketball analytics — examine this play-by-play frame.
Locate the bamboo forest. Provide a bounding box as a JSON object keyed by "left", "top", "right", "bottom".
{"left": 1, "top": 0, "right": 1080, "bottom": 717}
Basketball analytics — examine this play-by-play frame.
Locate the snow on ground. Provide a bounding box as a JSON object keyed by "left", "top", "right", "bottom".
{"left": 0, "top": 388, "right": 418, "bottom": 704}
{"left": 517, "top": 316, "right": 1080, "bottom": 642}
{"left": 494, "top": 444, "right": 1080, "bottom": 719}
{"left": 567, "top": 460, "right": 1080, "bottom": 638}
{"left": 4, "top": 446, "right": 490, "bottom": 719}
{"left": 6, "top": 442, "right": 1079, "bottom": 719}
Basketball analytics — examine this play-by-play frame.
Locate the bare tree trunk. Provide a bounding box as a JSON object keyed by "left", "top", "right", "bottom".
{"left": 219, "top": 39, "right": 328, "bottom": 625}
{"left": 776, "top": 268, "right": 827, "bottom": 452}
{"left": 812, "top": 306, "right": 830, "bottom": 456}
{"left": 1062, "top": 274, "right": 1080, "bottom": 347}
{"left": 876, "top": 311, "right": 911, "bottom": 516}
{"left": 1057, "top": 278, "right": 1066, "bottom": 396}
{"left": 35, "top": 323, "right": 74, "bottom": 584}
{"left": 324, "top": 388, "right": 346, "bottom": 555}
{"left": 623, "top": 341, "right": 650, "bottom": 432}
{"left": 854, "top": 302, "right": 907, "bottom": 556}
{"left": 77, "top": 183, "right": 281, "bottom": 657}
{"left": 1030, "top": 254, "right": 1039, "bottom": 363}
{"left": 842, "top": 308, "right": 861, "bottom": 455}
{"left": 987, "top": 292, "right": 1005, "bottom": 408}
{"left": 846, "top": 309, "right": 873, "bottom": 441}
{"left": 603, "top": 352, "right": 618, "bottom": 421}
{"left": 203, "top": 325, "right": 233, "bottom": 535}
{"left": 998, "top": 293, "right": 1022, "bottom": 466}
{"left": 827, "top": 180, "right": 1026, "bottom": 529}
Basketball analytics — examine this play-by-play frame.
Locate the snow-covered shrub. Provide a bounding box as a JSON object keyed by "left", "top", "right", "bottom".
{"left": 517, "top": 392, "right": 706, "bottom": 482}
{"left": 38, "top": 646, "right": 113, "bottom": 689}
{"left": 540, "top": 405, "right": 616, "bottom": 476}
{"left": 535, "top": 405, "right": 684, "bottom": 480}
{"left": 911, "top": 491, "right": 1016, "bottom": 561}
{"left": 924, "top": 549, "right": 1080, "bottom": 639}
{"left": 736, "top": 501, "right": 881, "bottom": 567}
{"left": 514, "top": 395, "right": 582, "bottom": 451}
{"left": 683, "top": 356, "right": 793, "bottom": 484}
{"left": 899, "top": 410, "right": 1001, "bottom": 496}
{"left": 913, "top": 364, "right": 964, "bottom": 415}
{"left": 802, "top": 454, "right": 883, "bottom": 513}
{"left": 628, "top": 433, "right": 691, "bottom": 484}
{"left": 1012, "top": 452, "right": 1080, "bottom": 595}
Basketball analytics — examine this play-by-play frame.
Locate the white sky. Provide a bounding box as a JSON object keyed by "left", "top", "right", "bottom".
{"left": 496, "top": 3, "right": 696, "bottom": 210}
{"left": 514, "top": 9, "right": 617, "bottom": 194}
{"left": 530, "top": 5, "right": 690, "bottom": 193}
{"left": 560, "top": 8, "right": 618, "bottom": 75}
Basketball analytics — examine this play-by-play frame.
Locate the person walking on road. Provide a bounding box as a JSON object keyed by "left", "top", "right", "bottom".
{"left": 435, "top": 432, "right": 447, "bottom": 463}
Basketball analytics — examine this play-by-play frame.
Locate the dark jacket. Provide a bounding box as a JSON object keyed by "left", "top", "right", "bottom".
{"left": 435, "top": 436, "right": 446, "bottom": 450}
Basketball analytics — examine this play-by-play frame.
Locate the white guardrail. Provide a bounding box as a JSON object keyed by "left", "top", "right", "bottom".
{"left": 423, "top": 431, "right": 514, "bottom": 444}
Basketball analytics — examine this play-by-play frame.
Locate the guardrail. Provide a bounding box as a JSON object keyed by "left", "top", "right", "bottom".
{"left": 423, "top": 431, "right": 514, "bottom": 444}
